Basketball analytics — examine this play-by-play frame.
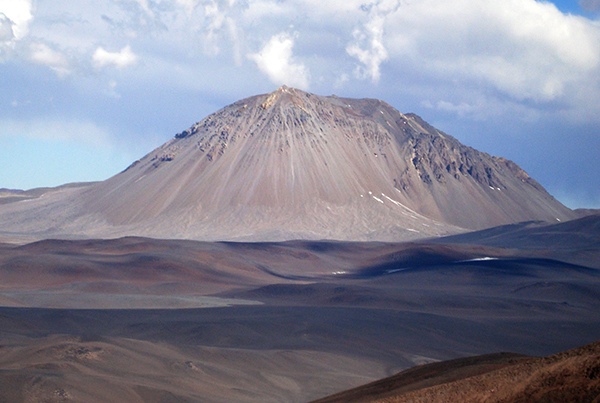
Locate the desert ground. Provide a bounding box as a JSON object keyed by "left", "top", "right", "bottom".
{"left": 0, "top": 214, "right": 599, "bottom": 402}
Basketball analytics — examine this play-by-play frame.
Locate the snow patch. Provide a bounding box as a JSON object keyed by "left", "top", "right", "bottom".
{"left": 372, "top": 195, "right": 384, "bottom": 204}
{"left": 382, "top": 193, "right": 420, "bottom": 216}
{"left": 458, "top": 257, "right": 498, "bottom": 262}
{"left": 381, "top": 193, "right": 402, "bottom": 207}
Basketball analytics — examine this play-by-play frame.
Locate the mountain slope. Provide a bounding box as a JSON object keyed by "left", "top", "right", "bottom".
{"left": 0, "top": 86, "right": 574, "bottom": 241}
{"left": 312, "top": 341, "right": 600, "bottom": 403}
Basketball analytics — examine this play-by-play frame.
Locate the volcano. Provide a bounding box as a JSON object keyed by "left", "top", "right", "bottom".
{"left": 0, "top": 86, "right": 575, "bottom": 241}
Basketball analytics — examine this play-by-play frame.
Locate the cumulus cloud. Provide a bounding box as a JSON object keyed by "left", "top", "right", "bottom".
{"left": 0, "top": 0, "right": 32, "bottom": 58}
{"left": 346, "top": 0, "right": 399, "bottom": 83}
{"left": 347, "top": 14, "right": 387, "bottom": 83}
{"left": 1, "top": 0, "right": 599, "bottom": 121}
{"left": 381, "top": 0, "right": 600, "bottom": 119}
{"left": 29, "top": 42, "right": 70, "bottom": 77}
{"left": 0, "top": 0, "right": 32, "bottom": 40}
{"left": 249, "top": 32, "right": 310, "bottom": 89}
{"left": 92, "top": 45, "right": 138, "bottom": 69}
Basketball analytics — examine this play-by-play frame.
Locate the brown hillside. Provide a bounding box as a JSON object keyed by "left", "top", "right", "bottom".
{"left": 313, "top": 341, "right": 600, "bottom": 403}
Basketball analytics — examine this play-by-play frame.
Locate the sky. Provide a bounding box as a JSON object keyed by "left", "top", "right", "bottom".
{"left": 1, "top": 0, "right": 599, "bottom": 209}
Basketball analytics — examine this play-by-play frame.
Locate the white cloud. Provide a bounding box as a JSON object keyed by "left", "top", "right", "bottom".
{"left": 0, "top": 0, "right": 32, "bottom": 58}
{"left": 203, "top": 0, "right": 242, "bottom": 63}
{"left": 347, "top": 13, "right": 388, "bottom": 83}
{"left": 346, "top": 0, "right": 399, "bottom": 83}
{"left": 249, "top": 32, "right": 310, "bottom": 89}
{"left": 1, "top": 0, "right": 599, "bottom": 122}
{"left": 92, "top": 45, "right": 138, "bottom": 69}
{"left": 0, "top": 13, "right": 13, "bottom": 44}
{"left": 208, "top": 0, "right": 597, "bottom": 107}
{"left": 29, "top": 42, "right": 70, "bottom": 77}
{"left": 176, "top": 0, "right": 200, "bottom": 14}
{"left": 0, "top": 0, "right": 32, "bottom": 40}
{"left": 431, "top": 100, "right": 477, "bottom": 117}
{"left": 379, "top": 0, "right": 600, "bottom": 119}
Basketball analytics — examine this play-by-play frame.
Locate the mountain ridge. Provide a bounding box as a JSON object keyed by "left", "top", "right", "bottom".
{"left": 0, "top": 86, "right": 575, "bottom": 241}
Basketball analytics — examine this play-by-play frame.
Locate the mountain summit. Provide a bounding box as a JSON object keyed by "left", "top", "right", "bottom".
{"left": 0, "top": 87, "right": 575, "bottom": 241}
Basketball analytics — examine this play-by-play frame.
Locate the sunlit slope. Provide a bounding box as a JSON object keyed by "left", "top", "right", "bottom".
{"left": 0, "top": 86, "right": 574, "bottom": 241}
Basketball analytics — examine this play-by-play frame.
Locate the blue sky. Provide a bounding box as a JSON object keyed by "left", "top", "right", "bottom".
{"left": 1, "top": 0, "right": 600, "bottom": 208}
{"left": 551, "top": 0, "right": 598, "bottom": 15}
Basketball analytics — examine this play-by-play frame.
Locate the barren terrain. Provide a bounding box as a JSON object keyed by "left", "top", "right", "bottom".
{"left": 0, "top": 215, "right": 598, "bottom": 401}
{"left": 0, "top": 88, "right": 596, "bottom": 401}
{"left": 313, "top": 341, "right": 600, "bottom": 402}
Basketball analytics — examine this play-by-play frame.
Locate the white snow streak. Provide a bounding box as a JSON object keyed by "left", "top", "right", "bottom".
{"left": 458, "top": 257, "right": 499, "bottom": 262}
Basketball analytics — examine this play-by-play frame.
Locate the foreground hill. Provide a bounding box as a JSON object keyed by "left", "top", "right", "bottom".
{"left": 0, "top": 86, "right": 574, "bottom": 242}
{"left": 313, "top": 341, "right": 600, "bottom": 403}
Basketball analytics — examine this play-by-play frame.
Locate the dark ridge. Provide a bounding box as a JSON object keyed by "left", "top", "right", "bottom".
{"left": 311, "top": 352, "right": 529, "bottom": 403}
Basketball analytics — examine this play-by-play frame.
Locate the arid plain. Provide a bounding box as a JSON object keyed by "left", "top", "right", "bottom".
{"left": 1, "top": 215, "right": 599, "bottom": 401}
